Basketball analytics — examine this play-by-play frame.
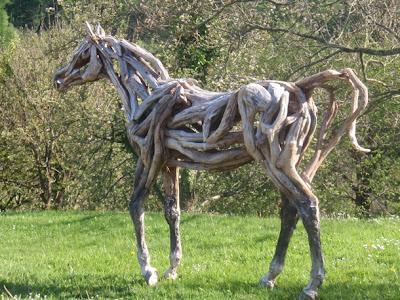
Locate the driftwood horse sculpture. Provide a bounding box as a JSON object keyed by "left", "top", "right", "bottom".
{"left": 54, "top": 24, "right": 370, "bottom": 299}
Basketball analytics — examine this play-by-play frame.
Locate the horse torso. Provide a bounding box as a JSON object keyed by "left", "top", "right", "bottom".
{"left": 126, "top": 79, "right": 312, "bottom": 173}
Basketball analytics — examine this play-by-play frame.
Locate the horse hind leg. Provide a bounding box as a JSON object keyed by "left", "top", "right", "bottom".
{"left": 260, "top": 194, "right": 299, "bottom": 289}
{"left": 256, "top": 152, "right": 324, "bottom": 298}
{"left": 277, "top": 172, "right": 325, "bottom": 299}
{"left": 238, "top": 84, "right": 324, "bottom": 298}
{"left": 268, "top": 178, "right": 325, "bottom": 299}
{"left": 129, "top": 159, "right": 158, "bottom": 285}
{"left": 295, "top": 192, "right": 325, "bottom": 300}
{"left": 162, "top": 166, "right": 182, "bottom": 280}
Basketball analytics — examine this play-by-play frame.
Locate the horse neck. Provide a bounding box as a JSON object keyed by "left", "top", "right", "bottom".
{"left": 102, "top": 56, "right": 150, "bottom": 122}
{"left": 113, "top": 50, "right": 170, "bottom": 121}
{"left": 100, "top": 38, "right": 171, "bottom": 121}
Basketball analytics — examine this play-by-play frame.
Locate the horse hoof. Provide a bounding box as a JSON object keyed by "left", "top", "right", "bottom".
{"left": 164, "top": 269, "right": 178, "bottom": 280}
{"left": 299, "top": 289, "right": 317, "bottom": 300}
{"left": 260, "top": 276, "right": 275, "bottom": 289}
{"left": 144, "top": 268, "right": 158, "bottom": 286}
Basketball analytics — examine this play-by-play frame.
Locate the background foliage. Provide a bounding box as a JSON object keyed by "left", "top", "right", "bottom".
{"left": 0, "top": 0, "right": 399, "bottom": 216}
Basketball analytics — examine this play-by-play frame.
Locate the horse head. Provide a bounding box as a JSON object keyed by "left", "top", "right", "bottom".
{"left": 53, "top": 22, "right": 107, "bottom": 91}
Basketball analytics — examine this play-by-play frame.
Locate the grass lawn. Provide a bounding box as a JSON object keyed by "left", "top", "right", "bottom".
{"left": 0, "top": 211, "right": 399, "bottom": 299}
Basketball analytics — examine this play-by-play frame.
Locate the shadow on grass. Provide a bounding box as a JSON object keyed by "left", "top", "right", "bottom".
{"left": 0, "top": 274, "right": 141, "bottom": 299}
{"left": 178, "top": 279, "right": 400, "bottom": 299}
{"left": 2, "top": 274, "right": 399, "bottom": 299}
{"left": 183, "top": 279, "right": 301, "bottom": 299}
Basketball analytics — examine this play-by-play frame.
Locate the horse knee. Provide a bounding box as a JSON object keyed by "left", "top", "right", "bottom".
{"left": 129, "top": 198, "right": 144, "bottom": 220}
{"left": 164, "top": 196, "right": 180, "bottom": 224}
{"left": 294, "top": 196, "right": 319, "bottom": 220}
{"left": 129, "top": 188, "right": 148, "bottom": 217}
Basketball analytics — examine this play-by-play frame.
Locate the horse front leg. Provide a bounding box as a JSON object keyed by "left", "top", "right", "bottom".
{"left": 162, "top": 166, "right": 182, "bottom": 280}
{"left": 260, "top": 194, "right": 299, "bottom": 288}
{"left": 129, "top": 159, "right": 158, "bottom": 285}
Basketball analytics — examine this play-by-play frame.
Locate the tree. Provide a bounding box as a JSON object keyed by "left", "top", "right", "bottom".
{"left": 5, "top": 0, "right": 60, "bottom": 30}
{"left": 0, "top": 0, "right": 14, "bottom": 45}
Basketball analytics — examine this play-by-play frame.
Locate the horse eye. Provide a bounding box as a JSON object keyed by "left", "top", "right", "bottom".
{"left": 81, "top": 48, "right": 90, "bottom": 59}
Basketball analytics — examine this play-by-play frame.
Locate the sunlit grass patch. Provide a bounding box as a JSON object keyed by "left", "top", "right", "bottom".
{"left": 0, "top": 211, "right": 399, "bottom": 299}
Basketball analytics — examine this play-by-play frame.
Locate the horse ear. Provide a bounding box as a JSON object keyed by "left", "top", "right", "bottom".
{"left": 96, "top": 24, "right": 106, "bottom": 38}
{"left": 85, "top": 21, "right": 96, "bottom": 38}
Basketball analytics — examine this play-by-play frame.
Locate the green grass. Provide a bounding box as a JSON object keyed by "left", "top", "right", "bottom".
{"left": 0, "top": 211, "right": 399, "bottom": 299}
